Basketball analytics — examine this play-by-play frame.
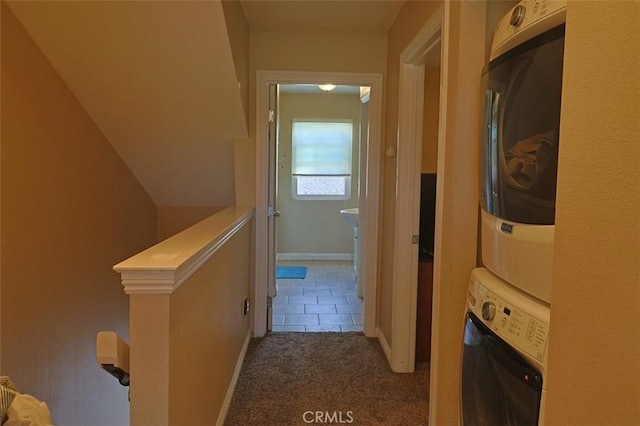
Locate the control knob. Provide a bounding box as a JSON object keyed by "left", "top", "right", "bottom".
{"left": 510, "top": 5, "right": 526, "bottom": 27}
{"left": 482, "top": 301, "right": 496, "bottom": 321}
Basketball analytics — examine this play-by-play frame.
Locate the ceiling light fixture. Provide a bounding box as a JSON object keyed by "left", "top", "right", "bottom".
{"left": 318, "top": 84, "right": 337, "bottom": 92}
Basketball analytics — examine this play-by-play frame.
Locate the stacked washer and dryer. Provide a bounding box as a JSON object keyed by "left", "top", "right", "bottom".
{"left": 461, "top": 1, "right": 566, "bottom": 425}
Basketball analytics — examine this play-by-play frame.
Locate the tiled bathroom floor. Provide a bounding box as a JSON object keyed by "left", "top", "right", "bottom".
{"left": 271, "top": 260, "right": 363, "bottom": 333}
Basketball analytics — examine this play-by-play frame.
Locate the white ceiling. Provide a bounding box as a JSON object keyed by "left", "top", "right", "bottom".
{"left": 7, "top": 0, "right": 247, "bottom": 207}
{"left": 240, "top": 0, "right": 405, "bottom": 32}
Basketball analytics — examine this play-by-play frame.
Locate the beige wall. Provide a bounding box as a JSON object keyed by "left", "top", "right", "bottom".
{"left": 429, "top": 2, "right": 486, "bottom": 424}
{"left": 7, "top": 0, "right": 245, "bottom": 208}
{"left": 222, "top": 0, "right": 250, "bottom": 129}
{"left": 250, "top": 28, "right": 388, "bottom": 76}
{"left": 128, "top": 216, "right": 252, "bottom": 425}
{"left": 1, "top": 4, "right": 157, "bottom": 425}
{"left": 169, "top": 221, "right": 251, "bottom": 424}
{"left": 157, "top": 206, "right": 226, "bottom": 241}
{"left": 380, "top": 0, "right": 442, "bottom": 349}
{"left": 545, "top": 2, "right": 640, "bottom": 424}
{"left": 422, "top": 65, "right": 441, "bottom": 173}
{"left": 277, "top": 92, "right": 361, "bottom": 255}
{"left": 0, "top": 0, "right": 4, "bottom": 369}
{"left": 233, "top": 27, "right": 388, "bottom": 207}
{"left": 122, "top": 207, "right": 254, "bottom": 425}
{"left": 223, "top": 0, "right": 252, "bottom": 209}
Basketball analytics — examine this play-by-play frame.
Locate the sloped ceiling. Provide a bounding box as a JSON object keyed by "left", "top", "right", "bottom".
{"left": 240, "top": 0, "right": 404, "bottom": 32}
{"left": 7, "top": 1, "right": 403, "bottom": 206}
{"left": 7, "top": 0, "right": 247, "bottom": 207}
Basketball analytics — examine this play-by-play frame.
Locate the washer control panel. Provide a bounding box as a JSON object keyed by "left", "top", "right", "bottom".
{"left": 468, "top": 272, "right": 550, "bottom": 363}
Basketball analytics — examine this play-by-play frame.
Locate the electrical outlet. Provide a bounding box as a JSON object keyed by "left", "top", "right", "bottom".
{"left": 243, "top": 298, "right": 250, "bottom": 316}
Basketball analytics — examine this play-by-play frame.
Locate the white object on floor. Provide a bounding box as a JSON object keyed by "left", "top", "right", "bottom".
{"left": 5, "top": 394, "right": 54, "bottom": 426}
{"left": 0, "top": 377, "right": 53, "bottom": 426}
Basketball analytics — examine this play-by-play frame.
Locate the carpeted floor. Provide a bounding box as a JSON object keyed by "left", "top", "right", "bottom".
{"left": 225, "top": 332, "right": 429, "bottom": 425}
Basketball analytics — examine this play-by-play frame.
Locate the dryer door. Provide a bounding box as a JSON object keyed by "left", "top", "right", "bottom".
{"left": 481, "top": 25, "right": 565, "bottom": 225}
{"left": 462, "top": 313, "right": 543, "bottom": 426}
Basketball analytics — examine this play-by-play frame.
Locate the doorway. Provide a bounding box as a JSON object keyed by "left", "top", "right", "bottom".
{"left": 271, "top": 84, "right": 365, "bottom": 332}
{"left": 390, "top": 7, "right": 443, "bottom": 373}
{"left": 254, "top": 71, "right": 383, "bottom": 338}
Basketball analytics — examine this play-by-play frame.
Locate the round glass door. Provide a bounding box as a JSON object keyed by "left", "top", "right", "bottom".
{"left": 482, "top": 25, "right": 565, "bottom": 225}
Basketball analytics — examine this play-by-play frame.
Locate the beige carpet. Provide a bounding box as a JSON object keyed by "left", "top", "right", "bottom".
{"left": 225, "top": 332, "right": 429, "bottom": 425}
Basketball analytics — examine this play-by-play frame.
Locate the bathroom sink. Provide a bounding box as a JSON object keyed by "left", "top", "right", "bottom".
{"left": 339, "top": 208, "right": 359, "bottom": 227}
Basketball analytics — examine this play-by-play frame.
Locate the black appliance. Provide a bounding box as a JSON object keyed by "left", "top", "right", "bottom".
{"left": 419, "top": 173, "right": 437, "bottom": 261}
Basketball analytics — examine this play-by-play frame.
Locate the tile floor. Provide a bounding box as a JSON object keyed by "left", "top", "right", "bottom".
{"left": 271, "top": 260, "right": 363, "bottom": 333}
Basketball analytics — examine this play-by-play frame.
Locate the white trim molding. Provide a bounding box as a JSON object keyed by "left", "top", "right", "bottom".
{"left": 216, "top": 329, "right": 252, "bottom": 426}
{"left": 429, "top": 2, "right": 486, "bottom": 424}
{"left": 391, "top": 5, "right": 443, "bottom": 373}
{"left": 255, "top": 70, "right": 383, "bottom": 338}
{"left": 377, "top": 327, "right": 393, "bottom": 367}
{"left": 114, "top": 206, "right": 254, "bottom": 295}
{"left": 277, "top": 253, "right": 353, "bottom": 261}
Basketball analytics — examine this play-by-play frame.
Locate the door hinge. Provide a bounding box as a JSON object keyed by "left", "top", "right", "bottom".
{"left": 268, "top": 110, "right": 275, "bottom": 122}
{"left": 412, "top": 235, "right": 419, "bottom": 244}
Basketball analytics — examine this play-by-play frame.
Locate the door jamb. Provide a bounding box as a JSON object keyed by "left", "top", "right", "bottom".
{"left": 390, "top": 6, "right": 443, "bottom": 373}
{"left": 254, "top": 70, "right": 383, "bottom": 338}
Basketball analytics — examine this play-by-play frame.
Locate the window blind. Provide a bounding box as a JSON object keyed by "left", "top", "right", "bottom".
{"left": 292, "top": 121, "right": 353, "bottom": 176}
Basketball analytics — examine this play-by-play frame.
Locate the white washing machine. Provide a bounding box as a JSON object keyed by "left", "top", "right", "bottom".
{"left": 461, "top": 268, "right": 550, "bottom": 425}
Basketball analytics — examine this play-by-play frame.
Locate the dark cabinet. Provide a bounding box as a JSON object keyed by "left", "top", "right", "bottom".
{"left": 416, "top": 260, "right": 434, "bottom": 362}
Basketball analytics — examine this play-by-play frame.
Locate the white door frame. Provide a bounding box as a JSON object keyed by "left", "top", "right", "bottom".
{"left": 390, "top": 6, "right": 443, "bottom": 373}
{"left": 254, "top": 70, "right": 383, "bottom": 338}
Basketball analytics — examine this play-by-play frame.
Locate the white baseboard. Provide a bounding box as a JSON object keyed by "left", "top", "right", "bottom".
{"left": 377, "top": 327, "right": 393, "bottom": 368}
{"left": 277, "top": 253, "right": 353, "bottom": 261}
{"left": 216, "top": 329, "right": 252, "bottom": 426}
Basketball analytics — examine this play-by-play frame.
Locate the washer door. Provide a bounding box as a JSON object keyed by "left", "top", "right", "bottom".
{"left": 462, "top": 313, "right": 543, "bottom": 426}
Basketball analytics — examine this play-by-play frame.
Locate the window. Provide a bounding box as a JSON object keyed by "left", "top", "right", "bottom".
{"left": 292, "top": 120, "right": 353, "bottom": 200}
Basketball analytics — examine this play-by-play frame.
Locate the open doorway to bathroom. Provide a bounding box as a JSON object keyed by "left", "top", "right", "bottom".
{"left": 271, "top": 83, "right": 367, "bottom": 332}
{"left": 254, "top": 70, "right": 382, "bottom": 339}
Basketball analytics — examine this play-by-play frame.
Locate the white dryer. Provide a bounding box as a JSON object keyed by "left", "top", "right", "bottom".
{"left": 461, "top": 268, "right": 550, "bottom": 425}
{"left": 479, "top": 0, "right": 567, "bottom": 304}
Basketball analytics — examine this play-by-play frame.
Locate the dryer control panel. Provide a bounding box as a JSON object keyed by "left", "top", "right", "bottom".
{"left": 468, "top": 269, "right": 550, "bottom": 364}
{"left": 491, "top": 0, "right": 566, "bottom": 60}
